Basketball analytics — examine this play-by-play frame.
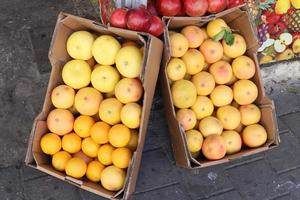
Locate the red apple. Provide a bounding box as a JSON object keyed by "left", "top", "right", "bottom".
{"left": 110, "top": 8, "right": 128, "bottom": 28}
{"left": 184, "top": 0, "right": 208, "bottom": 17}
{"left": 148, "top": 16, "right": 164, "bottom": 36}
{"left": 127, "top": 6, "right": 152, "bottom": 32}
{"left": 227, "top": 0, "right": 244, "bottom": 9}
{"left": 207, "top": 0, "right": 227, "bottom": 13}
{"left": 156, "top": 0, "right": 182, "bottom": 16}
{"left": 147, "top": 2, "right": 158, "bottom": 16}
{"left": 177, "top": 1, "right": 186, "bottom": 16}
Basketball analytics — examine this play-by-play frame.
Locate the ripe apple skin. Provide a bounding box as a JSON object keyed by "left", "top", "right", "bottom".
{"left": 207, "top": 0, "right": 227, "bottom": 14}
{"left": 110, "top": 8, "right": 128, "bottom": 28}
{"left": 127, "top": 6, "right": 151, "bottom": 32}
{"left": 156, "top": 0, "right": 182, "bottom": 16}
{"left": 184, "top": 0, "right": 209, "bottom": 17}
{"left": 148, "top": 16, "right": 164, "bottom": 37}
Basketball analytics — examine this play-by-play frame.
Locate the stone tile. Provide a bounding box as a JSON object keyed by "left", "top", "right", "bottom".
{"left": 21, "top": 164, "right": 45, "bottom": 181}
{"left": 79, "top": 189, "right": 107, "bottom": 200}
{"left": 200, "top": 190, "right": 242, "bottom": 200}
{"left": 227, "top": 159, "right": 277, "bottom": 200}
{"left": 277, "top": 117, "right": 289, "bottom": 134}
{"left": 24, "top": 176, "right": 81, "bottom": 200}
{"left": 281, "top": 112, "right": 300, "bottom": 139}
{"left": 179, "top": 165, "right": 233, "bottom": 199}
{"left": 131, "top": 183, "right": 188, "bottom": 200}
{"left": 135, "top": 148, "right": 179, "bottom": 193}
{"left": 265, "top": 132, "right": 300, "bottom": 173}
{"left": 0, "top": 166, "right": 25, "bottom": 200}
{"left": 270, "top": 92, "right": 300, "bottom": 116}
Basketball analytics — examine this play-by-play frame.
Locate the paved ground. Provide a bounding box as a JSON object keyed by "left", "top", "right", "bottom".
{"left": 0, "top": 0, "right": 300, "bottom": 200}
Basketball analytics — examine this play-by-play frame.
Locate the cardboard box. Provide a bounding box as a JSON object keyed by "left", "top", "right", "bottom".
{"left": 25, "top": 13, "right": 163, "bottom": 199}
{"left": 161, "top": 8, "right": 280, "bottom": 169}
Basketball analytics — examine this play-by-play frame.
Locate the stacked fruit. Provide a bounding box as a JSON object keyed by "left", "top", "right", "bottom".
{"left": 40, "top": 31, "right": 143, "bottom": 191}
{"left": 167, "top": 19, "right": 268, "bottom": 161}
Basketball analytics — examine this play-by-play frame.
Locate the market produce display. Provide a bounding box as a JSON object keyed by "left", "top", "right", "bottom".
{"left": 40, "top": 31, "right": 143, "bottom": 192}
{"left": 166, "top": 19, "right": 268, "bottom": 160}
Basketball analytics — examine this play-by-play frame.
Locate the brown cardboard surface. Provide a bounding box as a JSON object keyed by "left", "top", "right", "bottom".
{"left": 161, "top": 8, "right": 279, "bottom": 169}
{"left": 25, "top": 12, "right": 163, "bottom": 199}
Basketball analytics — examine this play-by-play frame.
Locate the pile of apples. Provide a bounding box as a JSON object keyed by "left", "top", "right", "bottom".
{"left": 167, "top": 19, "right": 268, "bottom": 160}
{"left": 40, "top": 31, "right": 144, "bottom": 191}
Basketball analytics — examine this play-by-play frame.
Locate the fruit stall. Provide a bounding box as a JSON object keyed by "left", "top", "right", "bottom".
{"left": 23, "top": 0, "right": 300, "bottom": 199}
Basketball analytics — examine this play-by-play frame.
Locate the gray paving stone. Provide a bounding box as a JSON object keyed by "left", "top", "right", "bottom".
{"left": 21, "top": 165, "right": 46, "bottom": 182}
{"left": 0, "top": 166, "right": 25, "bottom": 200}
{"left": 135, "top": 148, "right": 179, "bottom": 193}
{"left": 24, "top": 176, "right": 81, "bottom": 200}
{"left": 277, "top": 117, "right": 290, "bottom": 134}
{"left": 270, "top": 92, "right": 300, "bottom": 116}
{"left": 281, "top": 112, "right": 300, "bottom": 139}
{"left": 226, "top": 159, "right": 277, "bottom": 200}
{"left": 200, "top": 190, "right": 242, "bottom": 200}
{"left": 131, "top": 183, "right": 188, "bottom": 200}
{"left": 79, "top": 189, "right": 107, "bottom": 200}
{"left": 266, "top": 132, "right": 300, "bottom": 174}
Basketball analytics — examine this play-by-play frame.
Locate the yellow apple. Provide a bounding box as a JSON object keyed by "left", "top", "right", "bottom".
{"left": 67, "top": 31, "right": 94, "bottom": 60}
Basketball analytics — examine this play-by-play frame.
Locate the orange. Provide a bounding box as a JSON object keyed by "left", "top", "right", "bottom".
{"left": 221, "top": 131, "right": 242, "bottom": 154}
{"left": 191, "top": 96, "right": 214, "bottom": 120}
{"left": 233, "top": 80, "right": 258, "bottom": 105}
{"left": 65, "top": 157, "right": 87, "bottom": 179}
{"left": 176, "top": 109, "right": 197, "bottom": 131}
{"left": 99, "top": 98, "right": 123, "bottom": 125}
{"left": 112, "top": 147, "right": 132, "bottom": 169}
{"left": 181, "top": 25, "right": 205, "bottom": 48}
{"left": 185, "top": 129, "right": 203, "bottom": 153}
{"left": 74, "top": 115, "right": 95, "bottom": 138}
{"left": 171, "top": 80, "right": 197, "bottom": 109}
{"left": 181, "top": 49, "right": 205, "bottom": 75}
{"left": 191, "top": 71, "right": 215, "bottom": 96}
{"left": 242, "top": 124, "right": 267, "bottom": 148}
{"left": 82, "top": 137, "right": 100, "bottom": 158}
{"left": 120, "top": 103, "right": 142, "bottom": 129}
{"left": 114, "top": 78, "right": 143, "bottom": 104}
{"left": 209, "top": 61, "right": 233, "bottom": 85}
{"left": 222, "top": 33, "right": 247, "bottom": 58}
{"left": 90, "top": 122, "right": 111, "bottom": 144}
{"left": 200, "top": 39, "right": 223, "bottom": 64}
{"left": 62, "top": 133, "right": 82, "bottom": 154}
{"left": 86, "top": 161, "right": 105, "bottom": 182}
{"left": 166, "top": 58, "right": 187, "bottom": 81}
{"left": 52, "top": 151, "right": 72, "bottom": 171}
{"left": 216, "top": 105, "right": 241, "bottom": 130}
{"left": 239, "top": 104, "right": 261, "bottom": 126}
{"left": 46, "top": 108, "right": 74, "bottom": 136}
{"left": 108, "top": 124, "right": 131, "bottom": 148}
{"left": 101, "top": 166, "right": 126, "bottom": 191}
{"left": 97, "top": 144, "right": 115, "bottom": 165}
{"left": 40, "top": 133, "right": 61, "bottom": 155}
{"left": 210, "top": 85, "right": 233, "bottom": 107}
{"left": 169, "top": 33, "right": 189, "bottom": 57}
{"left": 51, "top": 85, "right": 75, "bottom": 109}
{"left": 127, "top": 130, "right": 139, "bottom": 151}
{"left": 73, "top": 151, "right": 93, "bottom": 164}
{"left": 232, "top": 56, "right": 256, "bottom": 80}
{"left": 202, "top": 134, "right": 226, "bottom": 160}
{"left": 199, "top": 116, "right": 223, "bottom": 138}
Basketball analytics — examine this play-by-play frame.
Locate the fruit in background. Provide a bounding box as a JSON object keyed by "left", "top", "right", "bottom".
{"left": 233, "top": 80, "right": 258, "bottom": 105}
{"left": 73, "top": 151, "right": 93, "bottom": 164}
{"left": 239, "top": 104, "right": 261, "bottom": 126}
{"left": 81, "top": 137, "right": 100, "bottom": 158}
{"left": 181, "top": 49, "right": 205, "bottom": 75}
{"left": 232, "top": 56, "right": 256, "bottom": 80}
{"left": 176, "top": 109, "right": 197, "bottom": 130}
{"left": 97, "top": 144, "right": 115, "bottom": 165}
{"left": 92, "top": 35, "right": 121, "bottom": 65}
{"left": 110, "top": 8, "right": 128, "bottom": 29}
{"left": 275, "top": 0, "right": 290, "bottom": 14}
{"left": 148, "top": 16, "right": 164, "bottom": 36}
{"left": 156, "top": 0, "right": 182, "bottom": 16}
{"left": 201, "top": 28, "right": 209, "bottom": 40}
{"left": 116, "top": 46, "right": 142, "bottom": 78}
{"left": 216, "top": 105, "right": 241, "bottom": 130}
{"left": 210, "top": 85, "right": 233, "bottom": 107}
{"left": 191, "top": 96, "right": 214, "bottom": 120}
{"left": 259, "top": 55, "right": 273, "bottom": 64}
{"left": 292, "top": 39, "right": 300, "bottom": 53}
{"left": 112, "top": 147, "right": 132, "bottom": 168}
{"left": 202, "top": 134, "right": 226, "bottom": 160}
{"left": 185, "top": 129, "right": 203, "bottom": 153}
{"left": 291, "top": 0, "right": 300, "bottom": 9}
{"left": 285, "top": 9, "right": 300, "bottom": 33}
{"left": 147, "top": 1, "right": 158, "bottom": 16}
{"left": 65, "top": 157, "right": 87, "bottom": 179}
{"left": 276, "top": 48, "right": 295, "bottom": 61}
{"left": 115, "top": 78, "right": 143, "bottom": 104}
{"left": 209, "top": 60, "right": 232, "bottom": 84}
{"left": 170, "top": 33, "right": 189, "bottom": 57}
{"left": 52, "top": 151, "right": 71, "bottom": 171}
{"left": 86, "top": 161, "right": 105, "bottom": 182}
{"left": 66, "top": 31, "right": 94, "bottom": 60}
{"left": 40, "top": 133, "right": 61, "bottom": 155}
{"left": 199, "top": 116, "right": 223, "bottom": 137}
{"left": 184, "top": 0, "right": 208, "bottom": 17}
{"left": 207, "top": 0, "right": 227, "bottom": 14}
{"left": 91, "top": 65, "right": 120, "bottom": 93}
{"left": 121, "top": 103, "right": 142, "bottom": 129}
{"left": 171, "top": 80, "right": 197, "bottom": 108}
{"left": 242, "top": 124, "right": 267, "bottom": 148}
{"left": 62, "top": 60, "right": 91, "bottom": 89}
{"left": 227, "top": 0, "right": 244, "bottom": 8}
{"left": 47, "top": 109, "right": 74, "bottom": 136}
{"left": 280, "top": 33, "right": 293, "bottom": 46}
{"left": 74, "top": 87, "right": 103, "bottom": 116}
{"left": 99, "top": 98, "right": 123, "bottom": 125}
{"left": 51, "top": 85, "right": 75, "bottom": 109}
{"left": 90, "top": 122, "right": 111, "bottom": 144}
{"left": 127, "top": 130, "right": 139, "bottom": 151}
{"left": 62, "top": 133, "right": 82, "bottom": 154}
{"left": 181, "top": 25, "right": 205, "bottom": 48}
{"left": 206, "top": 18, "right": 229, "bottom": 39}
{"left": 101, "top": 166, "right": 126, "bottom": 191}
{"left": 222, "top": 33, "right": 246, "bottom": 58}
{"left": 126, "top": 6, "right": 151, "bottom": 31}
{"left": 192, "top": 71, "right": 215, "bottom": 96}
{"left": 200, "top": 39, "right": 223, "bottom": 63}
{"left": 108, "top": 124, "right": 131, "bottom": 148}
{"left": 221, "top": 131, "right": 242, "bottom": 154}
{"left": 74, "top": 115, "right": 95, "bottom": 138}
{"left": 268, "top": 22, "right": 286, "bottom": 38}
{"left": 166, "top": 58, "right": 187, "bottom": 81}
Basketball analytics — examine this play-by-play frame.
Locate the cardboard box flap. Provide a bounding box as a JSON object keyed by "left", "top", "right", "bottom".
{"left": 82, "top": 182, "right": 115, "bottom": 199}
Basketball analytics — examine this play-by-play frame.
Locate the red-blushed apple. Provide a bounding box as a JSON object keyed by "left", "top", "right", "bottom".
{"left": 147, "top": 1, "right": 158, "bottom": 16}
{"left": 148, "top": 16, "right": 164, "bottom": 37}
{"left": 207, "top": 0, "right": 227, "bottom": 13}
{"left": 156, "top": 0, "right": 182, "bottom": 16}
{"left": 184, "top": 0, "right": 208, "bottom": 17}
{"left": 127, "top": 6, "right": 152, "bottom": 31}
{"left": 177, "top": 0, "right": 186, "bottom": 16}
{"left": 110, "top": 8, "right": 128, "bottom": 28}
